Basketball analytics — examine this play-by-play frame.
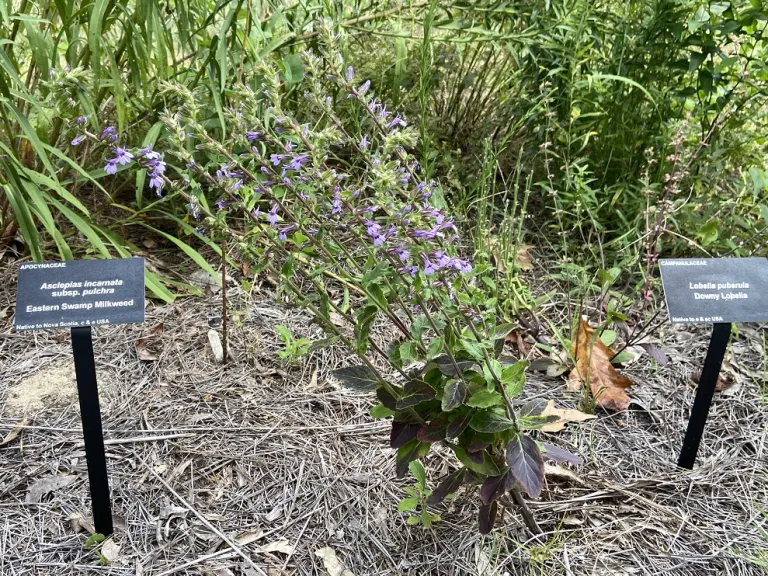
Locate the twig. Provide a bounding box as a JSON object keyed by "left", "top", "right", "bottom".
{"left": 72, "top": 433, "right": 196, "bottom": 448}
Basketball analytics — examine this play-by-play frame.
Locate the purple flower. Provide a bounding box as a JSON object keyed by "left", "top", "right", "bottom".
{"left": 358, "top": 80, "right": 371, "bottom": 96}
{"left": 228, "top": 179, "right": 243, "bottom": 192}
{"left": 346, "top": 66, "right": 354, "bottom": 82}
{"left": 285, "top": 141, "right": 294, "bottom": 152}
{"left": 99, "top": 126, "right": 116, "bottom": 140}
{"left": 112, "top": 147, "right": 133, "bottom": 166}
{"left": 74, "top": 116, "right": 87, "bottom": 126}
{"left": 252, "top": 206, "right": 262, "bottom": 219}
{"left": 278, "top": 224, "right": 297, "bottom": 242}
{"left": 422, "top": 255, "right": 438, "bottom": 276}
{"left": 401, "top": 265, "right": 418, "bottom": 278}
{"left": 149, "top": 173, "right": 164, "bottom": 194}
{"left": 261, "top": 166, "right": 271, "bottom": 175}
{"left": 392, "top": 248, "right": 410, "bottom": 262}
{"left": 388, "top": 115, "right": 407, "bottom": 129}
{"left": 138, "top": 146, "right": 161, "bottom": 161}
{"left": 71, "top": 134, "right": 86, "bottom": 146}
{"left": 246, "top": 131, "right": 262, "bottom": 142}
{"left": 411, "top": 227, "right": 440, "bottom": 240}
{"left": 359, "top": 134, "right": 369, "bottom": 150}
{"left": 284, "top": 154, "right": 310, "bottom": 173}
{"left": 215, "top": 199, "right": 227, "bottom": 211}
{"left": 104, "top": 159, "right": 118, "bottom": 175}
{"left": 353, "top": 189, "right": 361, "bottom": 197}
{"left": 416, "top": 182, "right": 426, "bottom": 193}
{"left": 270, "top": 153, "right": 286, "bottom": 166}
{"left": 331, "top": 191, "right": 342, "bottom": 215}
{"left": 267, "top": 204, "right": 279, "bottom": 226}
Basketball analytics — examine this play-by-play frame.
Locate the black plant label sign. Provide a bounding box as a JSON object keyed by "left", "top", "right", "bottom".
{"left": 659, "top": 258, "right": 768, "bottom": 324}
{"left": 15, "top": 259, "right": 145, "bottom": 331}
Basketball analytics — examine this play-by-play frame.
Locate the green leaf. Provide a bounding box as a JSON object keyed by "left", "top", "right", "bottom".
{"left": 600, "top": 330, "right": 617, "bottom": 347}
{"left": 409, "top": 460, "right": 426, "bottom": 487}
{"left": 469, "top": 410, "right": 515, "bottom": 433}
{"left": 426, "top": 337, "right": 444, "bottom": 359}
{"left": 88, "top": 0, "right": 110, "bottom": 81}
{"left": 442, "top": 380, "right": 467, "bottom": 411}
{"left": 367, "top": 283, "right": 389, "bottom": 311}
{"left": 698, "top": 69, "right": 713, "bottom": 94}
{"left": 398, "top": 497, "right": 419, "bottom": 512}
{"left": 467, "top": 388, "right": 503, "bottom": 409}
{"left": 502, "top": 360, "right": 527, "bottom": 398}
{"left": 453, "top": 446, "right": 501, "bottom": 476}
{"left": 689, "top": 51, "right": 706, "bottom": 71}
{"left": 760, "top": 204, "right": 768, "bottom": 225}
{"left": 282, "top": 53, "right": 304, "bottom": 84}
{"left": 396, "top": 439, "right": 429, "bottom": 478}
{"left": 406, "top": 515, "right": 420, "bottom": 525}
{"left": 331, "top": 365, "right": 379, "bottom": 391}
{"left": 370, "top": 403, "right": 394, "bottom": 419}
{"left": 354, "top": 305, "right": 377, "bottom": 356}
{"left": 461, "top": 339, "right": 486, "bottom": 361}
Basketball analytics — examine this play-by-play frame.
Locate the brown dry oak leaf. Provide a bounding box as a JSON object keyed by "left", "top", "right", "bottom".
{"left": 569, "top": 321, "right": 633, "bottom": 411}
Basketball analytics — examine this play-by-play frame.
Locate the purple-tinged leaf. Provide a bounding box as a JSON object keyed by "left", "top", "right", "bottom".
{"left": 433, "top": 355, "right": 478, "bottom": 376}
{"left": 417, "top": 415, "right": 450, "bottom": 443}
{"left": 480, "top": 471, "right": 510, "bottom": 505}
{"left": 506, "top": 435, "right": 544, "bottom": 498}
{"left": 640, "top": 343, "right": 668, "bottom": 366}
{"left": 396, "top": 439, "right": 428, "bottom": 478}
{"left": 540, "top": 442, "right": 583, "bottom": 465}
{"left": 446, "top": 410, "right": 473, "bottom": 438}
{"left": 331, "top": 365, "right": 379, "bottom": 391}
{"left": 518, "top": 398, "right": 548, "bottom": 417}
{"left": 442, "top": 380, "right": 467, "bottom": 411}
{"left": 478, "top": 501, "right": 498, "bottom": 535}
{"left": 427, "top": 468, "right": 466, "bottom": 505}
{"left": 377, "top": 387, "right": 399, "bottom": 411}
{"left": 396, "top": 379, "right": 436, "bottom": 409}
{"left": 390, "top": 421, "right": 420, "bottom": 449}
{"left": 466, "top": 450, "right": 485, "bottom": 465}
{"left": 469, "top": 410, "right": 515, "bottom": 433}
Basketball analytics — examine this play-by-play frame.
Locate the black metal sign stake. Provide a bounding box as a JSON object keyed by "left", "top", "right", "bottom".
{"left": 677, "top": 322, "right": 731, "bottom": 469}
{"left": 71, "top": 326, "right": 113, "bottom": 536}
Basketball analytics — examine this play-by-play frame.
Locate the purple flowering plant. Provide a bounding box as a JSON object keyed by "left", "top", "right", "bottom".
{"left": 129, "top": 34, "right": 578, "bottom": 536}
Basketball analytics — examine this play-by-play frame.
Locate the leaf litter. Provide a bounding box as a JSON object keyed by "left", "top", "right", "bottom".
{"left": 1, "top": 269, "right": 766, "bottom": 576}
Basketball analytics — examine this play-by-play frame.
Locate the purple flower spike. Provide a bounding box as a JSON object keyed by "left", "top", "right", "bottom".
{"left": 71, "top": 134, "right": 86, "bottom": 146}
{"left": 359, "top": 134, "right": 369, "bottom": 150}
{"left": 358, "top": 80, "right": 371, "bottom": 96}
{"left": 74, "top": 116, "right": 87, "bottom": 126}
{"left": 246, "top": 131, "right": 262, "bottom": 142}
{"left": 346, "top": 66, "right": 354, "bottom": 82}
{"left": 267, "top": 204, "right": 279, "bottom": 226}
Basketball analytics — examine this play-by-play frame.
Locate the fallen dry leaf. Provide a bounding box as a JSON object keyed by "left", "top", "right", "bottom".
{"left": 504, "top": 329, "right": 530, "bottom": 356}
{"left": 0, "top": 418, "right": 31, "bottom": 446}
{"left": 259, "top": 539, "right": 293, "bottom": 555}
{"left": 691, "top": 369, "right": 735, "bottom": 392}
{"left": 100, "top": 539, "right": 122, "bottom": 564}
{"left": 489, "top": 239, "right": 535, "bottom": 273}
{"left": 235, "top": 529, "right": 264, "bottom": 546}
{"left": 569, "top": 321, "right": 633, "bottom": 411}
{"left": 516, "top": 244, "right": 535, "bottom": 271}
{"left": 136, "top": 323, "right": 164, "bottom": 361}
{"left": 540, "top": 400, "right": 596, "bottom": 432}
{"left": 544, "top": 463, "right": 585, "bottom": 485}
{"left": 315, "top": 547, "right": 355, "bottom": 576}
{"left": 26, "top": 475, "right": 77, "bottom": 503}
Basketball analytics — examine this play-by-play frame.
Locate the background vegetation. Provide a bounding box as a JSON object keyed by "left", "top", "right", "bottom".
{"left": 1, "top": 0, "right": 767, "bottom": 296}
